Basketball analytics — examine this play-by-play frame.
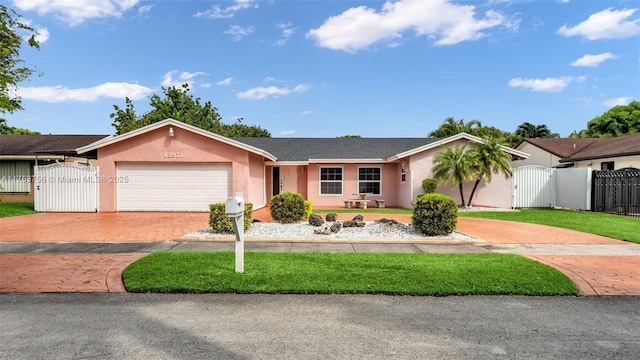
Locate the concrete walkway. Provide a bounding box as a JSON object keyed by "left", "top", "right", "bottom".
{"left": 1, "top": 210, "right": 639, "bottom": 296}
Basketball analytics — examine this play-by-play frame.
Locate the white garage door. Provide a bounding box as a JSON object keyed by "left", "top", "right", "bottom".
{"left": 117, "top": 163, "right": 231, "bottom": 211}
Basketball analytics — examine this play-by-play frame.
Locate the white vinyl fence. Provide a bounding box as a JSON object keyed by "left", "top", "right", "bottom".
{"left": 512, "top": 165, "right": 591, "bottom": 210}
{"left": 34, "top": 162, "right": 99, "bottom": 212}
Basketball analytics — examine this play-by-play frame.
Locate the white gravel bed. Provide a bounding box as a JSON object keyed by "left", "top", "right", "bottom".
{"left": 182, "top": 221, "right": 474, "bottom": 241}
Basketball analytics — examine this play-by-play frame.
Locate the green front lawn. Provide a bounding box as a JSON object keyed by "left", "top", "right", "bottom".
{"left": 123, "top": 252, "right": 578, "bottom": 296}
{"left": 0, "top": 202, "right": 36, "bottom": 218}
{"left": 459, "top": 208, "right": 640, "bottom": 244}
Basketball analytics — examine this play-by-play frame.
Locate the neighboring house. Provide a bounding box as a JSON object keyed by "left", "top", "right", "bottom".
{"left": 76, "top": 119, "right": 528, "bottom": 212}
{"left": 514, "top": 133, "right": 640, "bottom": 170}
{"left": 0, "top": 134, "right": 108, "bottom": 202}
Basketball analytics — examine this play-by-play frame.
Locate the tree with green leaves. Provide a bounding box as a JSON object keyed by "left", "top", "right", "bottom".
{"left": 110, "top": 84, "right": 270, "bottom": 137}
{"left": 0, "top": 5, "right": 40, "bottom": 114}
{"left": 514, "top": 122, "right": 558, "bottom": 139}
{"left": 431, "top": 144, "right": 475, "bottom": 207}
{"left": 585, "top": 100, "right": 639, "bottom": 138}
{"left": 0, "top": 118, "right": 40, "bottom": 134}
{"left": 467, "top": 136, "right": 513, "bottom": 206}
{"left": 428, "top": 117, "right": 483, "bottom": 137}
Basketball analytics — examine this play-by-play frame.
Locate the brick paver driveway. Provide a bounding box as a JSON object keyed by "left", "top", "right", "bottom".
{"left": 1, "top": 211, "right": 639, "bottom": 295}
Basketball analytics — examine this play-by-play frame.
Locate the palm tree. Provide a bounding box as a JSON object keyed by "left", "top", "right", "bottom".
{"left": 467, "top": 137, "right": 513, "bottom": 206}
{"left": 515, "top": 122, "right": 554, "bottom": 138}
{"left": 431, "top": 145, "right": 475, "bottom": 206}
{"left": 429, "top": 117, "right": 482, "bottom": 137}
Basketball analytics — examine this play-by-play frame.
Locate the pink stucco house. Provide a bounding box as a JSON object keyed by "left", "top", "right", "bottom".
{"left": 76, "top": 118, "right": 529, "bottom": 212}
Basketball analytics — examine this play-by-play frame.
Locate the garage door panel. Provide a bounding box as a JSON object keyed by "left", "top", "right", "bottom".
{"left": 117, "top": 163, "right": 231, "bottom": 212}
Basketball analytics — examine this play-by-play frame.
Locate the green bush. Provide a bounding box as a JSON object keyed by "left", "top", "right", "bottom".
{"left": 270, "top": 192, "right": 305, "bottom": 223}
{"left": 303, "top": 200, "right": 313, "bottom": 219}
{"left": 412, "top": 194, "right": 458, "bottom": 236}
{"left": 422, "top": 178, "right": 437, "bottom": 194}
{"left": 209, "top": 202, "right": 253, "bottom": 233}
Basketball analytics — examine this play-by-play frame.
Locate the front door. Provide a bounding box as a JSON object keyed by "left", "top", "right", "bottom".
{"left": 280, "top": 166, "right": 298, "bottom": 193}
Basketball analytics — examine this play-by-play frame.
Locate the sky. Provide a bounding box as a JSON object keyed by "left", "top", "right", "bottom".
{"left": 5, "top": 0, "right": 640, "bottom": 138}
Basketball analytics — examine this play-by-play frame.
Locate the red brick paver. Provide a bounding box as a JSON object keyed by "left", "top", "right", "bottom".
{"left": 0, "top": 254, "right": 144, "bottom": 293}
{"left": 1, "top": 210, "right": 638, "bottom": 296}
{"left": 0, "top": 212, "right": 209, "bottom": 242}
{"left": 526, "top": 255, "right": 640, "bottom": 296}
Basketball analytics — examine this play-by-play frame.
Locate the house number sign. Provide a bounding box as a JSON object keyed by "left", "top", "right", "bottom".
{"left": 164, "top": 152, "right": 184, "bottom": 158}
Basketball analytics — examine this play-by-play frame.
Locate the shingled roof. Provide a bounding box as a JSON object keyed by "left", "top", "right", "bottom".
{"left": 521, "top": 138, "right": 598, "bottom": 158}
{"left": 0, "top": 135, "right": 109, "bottom": 157}
{"left": 521, "top": 133, "right": 640, "bottom": 163}
{"left": 560, "top": 132, "right": 640, "bottom": 162}
{"left": 232, "top": 137, "right": 441, "bottom": 161}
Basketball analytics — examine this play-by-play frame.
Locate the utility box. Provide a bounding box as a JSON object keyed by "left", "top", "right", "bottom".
{"left": 225, "top": 196, "right": 244, "bottom": 216}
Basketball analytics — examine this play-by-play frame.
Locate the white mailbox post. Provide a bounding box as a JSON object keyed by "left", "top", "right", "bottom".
{"left": 225, "top": 191, "right": 245, "bottom": 273}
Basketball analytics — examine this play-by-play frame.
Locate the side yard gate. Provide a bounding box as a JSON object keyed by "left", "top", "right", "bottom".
{"left": 34, "top": 163, "right": 99, "bottom": 212}
{"left": 592, "top": 168, "right": 640, "bottom": 217}
{"left": 512, "top": 165, "right": 592, "bottom": 210}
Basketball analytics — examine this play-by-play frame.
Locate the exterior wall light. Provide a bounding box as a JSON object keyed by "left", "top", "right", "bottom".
{"left": 169, "top": 127, "right": 175, "bottom": 137}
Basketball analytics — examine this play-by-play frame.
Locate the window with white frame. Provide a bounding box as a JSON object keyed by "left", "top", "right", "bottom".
{"left": 358, "top": 167, "right": 381, "bottom": 195}
{"left": 400, "top": 162, "right": 406, "bottom": 183}
{"left": 320, "top": 167, "right": 343, "bottom": 195}
{"left": 0, "top": 161, "right": 31, "bottom": 194}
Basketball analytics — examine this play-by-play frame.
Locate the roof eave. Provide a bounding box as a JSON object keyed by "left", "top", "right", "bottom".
{"left": 388, "top": 133, "right": 529, "bottom": 160}
{"left": 76, "top": 119, "right": 278, "bottom": 161}
{"left": 560, "top": 151, "right": 640, "bottom": 163}
{"left": 308, "top": 158, "right": 388, "bottom": 164}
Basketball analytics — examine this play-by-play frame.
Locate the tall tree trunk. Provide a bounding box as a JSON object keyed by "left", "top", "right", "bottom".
{"left": 458, "top": 184, "right": 466, "bottom": 207}
{"left": 468, "top": 179, "right": 481, "bottom": 207}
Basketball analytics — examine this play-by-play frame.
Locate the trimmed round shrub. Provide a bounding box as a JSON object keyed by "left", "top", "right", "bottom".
{"left": 411, "top": 194, "right": 457, "bottom": 236}
{"left": 422, "top": 178, "right": 437, "bottom": 194}
{"left": 209, "top": 202, "right": 253, "bottom": 233}
{"left": 270, "top": 192, "right": 305, "bottom": 223}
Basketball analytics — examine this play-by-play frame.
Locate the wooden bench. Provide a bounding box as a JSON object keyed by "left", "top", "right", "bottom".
{"left": 344, "top": 199, "right": 370, "bottom": 209}
{"left": 375, "top": 199, "right": 386, "bottom": 208}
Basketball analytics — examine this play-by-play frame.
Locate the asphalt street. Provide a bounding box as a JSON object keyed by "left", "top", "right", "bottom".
{"left": 2, "top": 294, "right": 639, "bottom": 359}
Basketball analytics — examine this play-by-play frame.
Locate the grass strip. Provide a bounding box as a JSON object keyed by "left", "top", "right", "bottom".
{"left": 0, "top": 202, "right": 37, "bottom": 218}
{"left": 123, "top": 252, "right": 578, "bottom": 296}
{"left": 459, "top": 208, "right": 640, "bottom": 244}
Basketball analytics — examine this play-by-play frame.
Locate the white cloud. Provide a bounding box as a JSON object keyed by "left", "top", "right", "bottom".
{"left": 194, "top": 0, "right": 258, "bottom": 19}
{"left": 216, "top": 78, "right": 233, "bottom": 86}
{"left": 557, "top": 8, "right": 640, "bottom": 40}
{"left": 508, "top": 76, "right": 586, "bottom": 92}
{"left": 275, "top": 22, "right": 296, "bottom": 46}
{"left": 137, "top": 4, "right": 153, "bottom": 16}
{"left": 301, "top": 110, "right": 315, "bottom": 115}
{"left": 201, "top": 83, "right": 212, "bottom": 88}
{"left": 13, "top": 0, "right": 141, "bottom": 26}
{"left": 224, "top": 25, "right": 254, "bottom": 41}
{"left": 306, "top": 0, "right": 517, "bottom": 52}
{"left": 19, "top": 20, "right": 50, "bottom": 44}
{"left": 570, "top": 53, "right": 619, "bottom": 67}
{"left": 280, "top": 130, "right": 296, "bottom": 135}
{"left": 16, "top": 82, "right": 152, "bottom": 102}
{"left": 237, "top": 84, "right": 310, "bottom": 100}
{"left": 602, "top": 97, "right": 632, "bottom": 107}
{"left": 33, "top": 26, "right": 50, "bottom": 43}
{"left": 161, "top": 70, "right": 207, "bottom": 88}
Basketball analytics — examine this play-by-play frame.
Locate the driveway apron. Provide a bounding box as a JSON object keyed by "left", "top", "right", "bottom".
{"left": 1, "top": 211, "right": 639, "bottom": 296}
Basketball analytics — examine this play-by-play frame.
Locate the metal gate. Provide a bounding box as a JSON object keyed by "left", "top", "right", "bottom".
{"left": 592, "top": 168, "right": 640, "bottom": 217}
{"left": 34, "top": 163, "right": 99, "bottom": 212}
{"left": 512, "top": 165, "right": 556, "bottom": 208}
